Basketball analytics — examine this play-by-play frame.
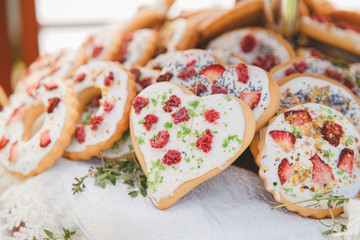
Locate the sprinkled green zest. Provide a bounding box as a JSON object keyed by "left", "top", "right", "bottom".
{"left": 224, "top": 95, "right": 232, "bottom": 102}
{"left": 222, "top": 135, "right": 242, "bottom": 148}
{"left": 177, "top": 124, "right": 191, "bottom": 140}
{"left": 136, "top": 136, "right": 145, "bottom": 145}
{"left": 188, "top": 109, "right": 197, "bottom": 118}
{"left": 337, "top": 170, "right": 344, "bottom": 176}
{"left": 138, "top": 119, "right": 145, "bottom": 125}
{"left": 196, "top": 158, "right": 204, "bottom": 168}
{"left": 345, "top": 136, "right": 354, "bottom": 146}
{"left": 151, "top": 98, "right": 158, "bottom": 107}
{"left": 147, "top": 159, "right": 166, "bottom": 193}
{"left": 330, "top": 59, "right": 349, "bottom": 70}
{"left": 323, "top": 149, "right": 335, "bottom": 158}
{"left": 273, "top": 191, "right": 360, "bottom": 236}
{"left": 43, "top": 228, "right": 76, "bottom": 240}
{"left": 164, "top": 122, "right": 173, "bottom": 129}
{"left": 169, "top": 89, "right": 173, "bottom": 94}
{"left": 188, "top": 100, "right": 199, "bottom": 109}
{"left": 291, "top": 125, "right": 303, "bottom": 139}
{"left": 82, "top": 113, "right": 92, "bottom": 125}
{"left": 162, "top": 92, "right": 168, "bottom": 100}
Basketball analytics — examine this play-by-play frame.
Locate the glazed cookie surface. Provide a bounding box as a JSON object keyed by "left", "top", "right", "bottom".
{"left": 130, "top": 66, "right": 160, "bottom": 92}
{"left": 207, "top": 27, "right": 296, "bottom": 71}
{"left": 102, "top": 129, "right": 133, "bottom": 160}
{"left": 130, "top": 82, "right": 255, "bottom": 209}
{"left": 257, "top": 103, "right": 360, "bottom": 218}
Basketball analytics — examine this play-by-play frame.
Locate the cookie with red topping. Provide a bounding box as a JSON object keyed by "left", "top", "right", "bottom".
{"left": 207, "top": 27, "right": 296, "bottom": 71}
{"left": 159, "top": 49, "right": 280, "bottom": 131}
{"left": 0, "top": 77, "right": 79, "bottom": 178}
{"left": 257, "top": 103, "right": 360, "bottom": 218}
{"left": 130, "top": 82, "right": 255, "bottom": 209}
{"left": 64, "top": 61, "right": 137, "bottom": 160}
{"left": 130, "top": 66, "right": 160, "bottom": 91}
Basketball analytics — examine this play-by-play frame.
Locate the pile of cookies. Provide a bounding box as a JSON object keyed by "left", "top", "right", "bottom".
{"left": 2, "top": 0, "right": 360, "bottom": 221}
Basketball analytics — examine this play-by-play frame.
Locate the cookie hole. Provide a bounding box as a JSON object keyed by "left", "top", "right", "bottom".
{"left": 22, "top": 104, "right": 45, "bottom": 142}
{"left": 78, "top": 87, "right": 102, "bottom": 125}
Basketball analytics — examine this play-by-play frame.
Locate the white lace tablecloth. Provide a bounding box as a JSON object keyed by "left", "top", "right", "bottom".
{"left": 0, "top": 158, "right": 337, "bottom": 240}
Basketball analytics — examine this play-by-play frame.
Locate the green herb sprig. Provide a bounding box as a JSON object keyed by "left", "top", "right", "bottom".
{"left": 43, "top": 228, "right": 76, "bottom": 240}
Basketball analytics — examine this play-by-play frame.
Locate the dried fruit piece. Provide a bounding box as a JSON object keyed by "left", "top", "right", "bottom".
{"left": 293, "top": 61, "right": 307, "bottom": 73}
{"left": 285, "top": 68, "right": 295, "bottom": 76}
{"left": 177, "top": 66, "right": 196, "bottom": 80}
{"left": 253, "top": 54, "right": 280, "bottom": 71}
{"left": 284, "top": 110, "right": 312, "bottom": 126}
{"left": 88, "top": 115, "right": 104, "bottom": 131}
{"left": 191, "top": 83, "right": 207, "bottom": 96}
{"left": 143, "top": 114, "right": 159, "bottom": 131}
{"left": 75, "top": 73, "right": 86, "bottom": 83}
{"left": 200, "top": 64, "right": 225, "bottom": 83}
{"left": 269, "top": 130, "right": 296, "bottom": 153}
{"left": 204, "top": 109, "right": 220, "bottom": 123}
{"left": 186, "top": 59, "right": 197, "bottom": 67}
{"left": 92, "top": 46, "right": 103, "bottom": 58}
{"left": 309, "top": 154, "right": 334, "bottom": 184}
{"left": 196, "top": 129, "right": 213, "bottom": 153}
{"left": 324, "top": 68, "right": 343, "bottom": 82}
{"left": 235, "top": 63, "right": 249, "bottom": 83}
{"left": 104, "top": 71, "right": 114, "bottom": 86}
{"left": 278, "top": 158, "right": 294, "bottom": 185}
{"left": 165, "top": 95, "right": 181, "bottom": 107}
{"left": 103, "top": 102, "right": 114, "bottom": 112}
{"left": 47, "top": 98, "right": 61, "bottom": 113}
{"left": 75, "top": 126, "right": 86, "bottom": 144}
{"left": 321, "top": 120, "right": 344, "bottom": 147}
{"left": 132, "top": 96, "right": 149, "bottom": 114}
{"left": 239, "top": 91, "right": 261, "bottom": 110}
{"left": 241, "top": 34, "right": 257, "bottom": 53}
{"left": 150, "top": 130, "right": 169, "bottom": 148}
{"left": 44, "top": 82, "right": 58, "bottom": 90}
{"left": 163, "top": 105, "right": 173, "bottom": 113}
{"left": 171, "top": 107, "right": 190, "bottom": 124}
{"left": 7, "top": 104, "right": 26, "bottom": 125}
{"left": 0, "top": 137, "right": 9, "bottom": 150}
{"left": 211, "top": 83, "right": 228, "bottom": 94}
{"left": 156, "top": 72, "right": 173, "bottom": 82}
{"left": 40, "top": 130, "right": 51, "bottom": 148}
{"left": 162, "top": 150, "right": 182, "bottom": 166}
{"left": 338, "top": 148, "right": 354, "bottom": 174}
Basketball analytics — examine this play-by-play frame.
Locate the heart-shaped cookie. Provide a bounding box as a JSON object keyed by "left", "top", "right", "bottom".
{"left": 130, "top": 82, "right": 255, "bottom": 209}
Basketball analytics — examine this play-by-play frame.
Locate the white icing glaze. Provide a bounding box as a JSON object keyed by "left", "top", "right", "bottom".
{"left": 102, "top": 129, "right": 133, "bottom": 159}
{"left": 212, "top": 49, "right": 244, "bottom": 65}
{"left": 145, "top": 51, "right": 177, "bottom": 70}
{"left": 0, "top": 77, "right": 70, "bottom": 175}
{"left": 132, "top": 66, "right": 160, "bottom": 92}
{"left": 279, "top": 76, "right": 360, "bottom": 130}
{"left": 260, "top": 103, "right": 360, "bottom": 209}
{"left": 207, "top": 28, "right": 291, "bottom": 64}
{"left": 82, "top": 30, "right": 116, "bottom": 61}
{"left": 131, "top": 82, "right": 245, "bottom": 204}
{"left": 65, "top": 61, "right": 129, "bottom": 153}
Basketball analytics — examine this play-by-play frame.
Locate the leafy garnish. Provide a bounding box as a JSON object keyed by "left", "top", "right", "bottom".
{"left": 43, "top": 228, "right": 76, "bottom": 240}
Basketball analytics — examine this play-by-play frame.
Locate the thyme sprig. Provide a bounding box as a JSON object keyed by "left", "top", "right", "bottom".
{"left": 72, "top": 147, "right": 147, "bottom": 198}
{"left": 43, "top": 228, "right": 76, "bottom": 240}
{"left": 273, "top": 191, "right": 360, "bottom": 236}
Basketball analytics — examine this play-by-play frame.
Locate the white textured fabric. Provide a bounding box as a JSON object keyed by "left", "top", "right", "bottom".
{"left": 0, "top": 158, "right": 345, "bottom": 240}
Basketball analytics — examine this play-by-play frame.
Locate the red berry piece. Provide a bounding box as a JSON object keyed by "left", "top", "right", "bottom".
{"left": 51, "top": 66, "right": 60, "bottom": 74}
{"left": 143, "top": 114, "right": 159, "bottom": 131}
{"left": 191, "top": 83, "right": 208, "bottom": 96}
{"left": 163, "top": 105, "right": 173, "bottom": 113}
{"left": 239, "top": 91, "right": 261, "bottom": 110}
{"left": 309, "top": 153, "right": 334, "bottom": 184}
{"left": 162, "top": 150, "right": 182, "bottom": 166}
{"left": 200, "top": 64, "right": 225, "bottom": 83}
{"left": 196, "top": 129, "right": 213, "bottom": 153}
{"left": 9, "top": 142, "right": 18, "bottom": 163}
{"left": 44, "top": 82, "right": 58, "bottom": 90}
{"left": 130, "top": 67, "right": 141, "bottom": 80}
{"left": 156, "top": 72, "right": 174, "bottom": 82}
{"left": 293, "top": 61, "right": 307, "bottom": 73}
{"left": 171, "top": 107, "right": 190, "bottom": 124}
{"left": 324, "top": 68, "right": 343, "bottom": 82}
{"left": 177, "top": 66, "right": 196, "bottom": 80}
{"left": 92, "top": 46, "right": 103, "bottom": 58}
{"left": 204, "top": 109, "right": 220, "bottom": 123}
{"left": 321, "top": 120, "right": 344, "bottom": 147}
{"left": 284, "top": 110, "right": 312, "bottom": 126}
{"left": 241, "top": 34, "right": 257, "bottom": 53}
{"left": 40, "top": 130, "right": 51, "bottom": 148}
{"left": 310, "top": 50, "right": 323, "bottom": 58}
{"left": 269, "top": 130, "right": 296, "bottom": 153}
{"left": 150, "top": 130, "right": 169, "bottom": 148}
{"left": 338, "top": 148, "right": 354, "bottom": 174}
{"left": 235, "top": 63, "right": 249, "bottom": 83}
{"left": 75, "top": 126, "right": 86, "bottom": 144}
{"left": 88, "top": 115, "right": 104, "bottom": 131}
{"left": 186, "top": 59, "right": 197, "bottom": 67}
{"left": 75, "top": 73, "right": 86, "bottom": 83}
{"left": 211, "top": 83, "right": 228, "bottom": 94}
{"left": 0, "top": 136, "right": 9, "bottom": 150}
{"left": 103, "top": 102, "right": 114, "bottom": 112}
{"left": 165, "top": 95, "right": 181, "bottom": 107}
{"left": 278, "top": 158, "right": 294, "bottom": 185}
{"left": 132, "top": 96, "right": 149, "bottom": 114}
{"left": 47, "top": 97, "right": 61, "bottom": 113}
{"left": 253, "top": 54, "right": 280, "bottom": 71}
{"left": 7, "top": 104, "right": 26, "bottom": 125}
{"left": 131, "top": 67, "right": 152, "bottom": 89}
{"left": 92, "top": 96, "right": 101, "bottom": 107}
{"left": 104, "top": 71, "right": 114, "bottom": 86}
{"left": 285, "top": 68, "right": 296, "bottom": 76}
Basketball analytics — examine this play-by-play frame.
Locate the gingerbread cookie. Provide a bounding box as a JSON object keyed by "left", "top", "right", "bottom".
{"left": 257, "top": 103, "right": 360, "bottom": 218}
{"left": 130, "top": 82, "right": 255, "bottom": 209}
{"left": 130, "top": 66, "right": 160, "bottom": 92}
{"left": 158, "top": 49, "right": 279, "bottom": 131}
{"left": 113, "top": 29, "right": 158, "bottom": 68}
{"left": 0, "top": 77, "right": 79, "bottom": 177}
{"left": 64, "top": 61, "right": 137, "bottom": 160}
{"left": 207, "top": 27, "right": 296, "bottom": 71}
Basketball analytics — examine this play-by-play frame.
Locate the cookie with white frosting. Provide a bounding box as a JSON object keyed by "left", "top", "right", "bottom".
{"left": 130, "top": 82, "right": 255, "bottom": 209}
{"left": 207, "top": 27, "right": 296, "bottom": 71}
{"left": 129, "top": 66, "right": 160, "bottom": 92}
{"left": 102, "top": 129, "right": 134, "bottom": 160}
{"left": 145, "top": 52, "right": 177, "bottom": 71}
{"left": 257, "top": 103, "right": 360, "bottom": 218}
{"left": 64, "top": 61, "right": 137, "bottom": 160}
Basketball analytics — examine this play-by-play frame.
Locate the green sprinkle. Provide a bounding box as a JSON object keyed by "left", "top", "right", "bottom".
{"left": 82, "top": 113, "right": 92, "bottom": 125}
{"left": 345, "top": 136, "right": 354, "bottom": 146}
{"left": 151, "top": 98, "right": 158, "bottom": 107}
{"left": 337, "top": 170, "right": 345, "bottom": 176}
{"left": 224, "top": 95, "right": 232, "bottom": 102}
{"left": 162, "top": 92, "right": 168, "bottom": 100}
{"left": 136, "top": 136, "right": 145, "bottom": 145}
{"left": 138, "top": 119, "right": 145, "bottom": 124}
{"left": 164, "top": 122, "right": 173, "bottom": 129}
{"left": 188, "top": 100, "right": 199, "bottom": 109}
{"left": 188, "top": 109, "right": 197, "bottom": 118}
{"left": 273, "top": 182, "right": 278, "bottom": 186}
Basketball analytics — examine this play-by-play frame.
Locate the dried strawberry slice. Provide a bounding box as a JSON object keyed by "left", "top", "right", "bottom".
{"left": 40, "top": 130, "right": 51, "bottom": 148}
{"left": 309, "top": 153, "right": 334, "bottom": 184}
{"left": 191, "top": 83, "right": 208, "bottom": 96}
{"left": 75, "top": 126, "right": 86, "bottom": 144}
{"left": 269, "top": 130, "right": 296, "bottom": 153}
{"left": 285, "top": 68, "right": 296, "bottom": 76}
{"left": 171, "top": 107, "right": 190, "bottom": 124}
{"left": 239, "top": 91, "right": 261, "bottom": 110}
{"left": 103, "top": 102, "right": 114, "bottom": 112}
{"left": 150, "top": 130, "right": 169, "bottom": 148}
{"left": 241, "top": 34, "right": 257, "bottom": 53}
{"left": 204, "top": 109, "right": 220, "bottom": 123}
{"left": 104, "top": 71, "right": 114, "bottom": 86}
{"left": 310, "top": 50, "right": 323, "bottom": 58}
{"left": 337, "top": 148, "right": 354, "bottom": 174}
{"left": 324, "top": 68, "right": 343, "bottom": 82}
{"left": 88, "top": 115, "right": 103, "bottom": 131}
{"left": 156, "top": 72, "right": 173, "bottom": 82}
{"left": 143, "top": 114, "right": 159, "bottom": 131}
{"left": 321, "top": 120, "right": 343, "bottom": 147}
{"left": 284, "top": 110, "right": 312, "bottom": 126}
{"left": 196, "top": 129, "right": 213, "bottom": 153}
{"left": 293, "top": 61, "right": 307, "bottom": 73}
{"left": 92, "top": 97, "right": 101, "bottom": 107}
{"left": 0, "top": 137, "right": 9, "bottom": 150}
{"left": 235, "top": 63, "right": 249, "bottom": 83}
{"left": 44, "top": 82, "right": 58, "bottom": 90}
{"left": 186, "top": 59, "right": 197, "bottom": 67}
{"left": 200, "top": 64, "right": 225, "bottom": 83}
{"left": 9, "top": 142, "right": 18, "bottom": 163}
{"left": 7, "top": 104, "right": 26, "bottom": 125}
{"left": 211, "top": 83, "right": 228, "bottom": 94}
{"left": 132, "top": 96, "right": 149, "bottom": 114}
{"left": 253, "top": 54, "right": 280, "bottom": 71}
{"left": 47, "top": 97, "right": 61, "bottom": 113}
{"left": 92, "top": 46, "right": 103, "bottom": 58}
{"left": 75, "top": 73, "right": 86, "bottom": 83}
{"left": 162, "top": 150, "right": 182, "bottom": 166}
{"left": 163, "top": 105, "right": 173, "bottom": 113}
{"left": 278, "top": 158, "right": 294, "bottom": 185}
{"left": 177, "top": 66, "right": 196, "bottom": 80}
{"left": 165, "top": 95, "right": 181, "bottom": 107}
